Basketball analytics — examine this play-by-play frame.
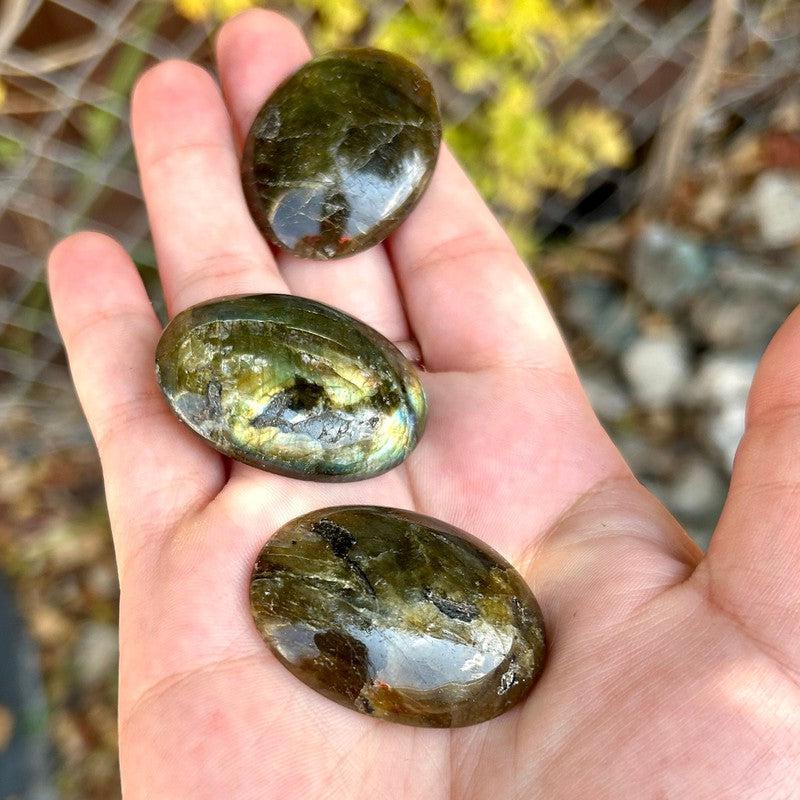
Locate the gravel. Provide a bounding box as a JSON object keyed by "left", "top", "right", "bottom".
{"left": 72, "top": 623, "right": 118, "bottom": 690}
{"left": 631, "top": 223, "right": 711, "bottom": 310}
{"left": 750, "top": 171, "right": 800, "bottom": 248}
{"left": 621, "top": 329, "right": 691, "bottom": 409}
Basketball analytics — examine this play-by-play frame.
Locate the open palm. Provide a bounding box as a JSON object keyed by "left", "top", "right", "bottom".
{"left": 48, "top": 10, "right": 800, "bottom": 799}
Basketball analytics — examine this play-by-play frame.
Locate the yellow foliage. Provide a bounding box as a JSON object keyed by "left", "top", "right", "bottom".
{"left": 173, "top": 0, "right": 255, "bottom": 22}
{"left": 0, "top": 134, "right": 24, "bottom": 169}
{"left": 216, "top": 0, "right": 258, "bottom": 19}
{"left": 0, "top": 79, "right": 6, "bottom": 109}
{"left": 451, "top": 54, "right": 493, "bottom": 93}
{"left": 549, "top": 106, "right": 631, "bottom": 196}
{"left": 374, "top": 0, "right": 630, "bottom": 234}
{"left": 170, "top": 0, "right": 630, "bottom": 255}
{"left": 374, "top": 7, "right": 451, "bottom": 61}
{"left": 376, "top": 0, "right": 606, "bottom": 88}
{"left": 560, "top": 106, "right": 631, "bottom": 170}
{"left": 297, "top": 0, "right": 369, "bottom": 49}
{"left": 505, "top": 219, "right": 540, "bottom": 263}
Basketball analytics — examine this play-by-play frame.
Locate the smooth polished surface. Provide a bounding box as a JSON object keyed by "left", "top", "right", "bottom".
{"left": 250, "top": 507, "right": 547, "bottom": 727}
{"left": 155, "top": 295, "right": 426, "bottom": 480}
{"left": 242, "top": 48, "right": 441, "bottom": 259}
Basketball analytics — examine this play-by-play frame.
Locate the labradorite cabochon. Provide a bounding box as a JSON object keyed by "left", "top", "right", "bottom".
{"left": 242, "top": 48, "right": 442, "bottom": 260}
{"left": 155, "top": 295, "right": 426, "bottom": 481}
{"left": 250, "top": 507, "right": 547, "bottom": 728}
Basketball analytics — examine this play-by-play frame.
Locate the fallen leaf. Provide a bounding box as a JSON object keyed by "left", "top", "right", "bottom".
{"left": 0, "top": 705, "right": 15, "bottom": 751}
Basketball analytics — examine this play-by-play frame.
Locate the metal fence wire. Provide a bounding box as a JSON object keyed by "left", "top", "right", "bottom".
{"left": 0, "top": 0, "right": 799, "bottom": 465}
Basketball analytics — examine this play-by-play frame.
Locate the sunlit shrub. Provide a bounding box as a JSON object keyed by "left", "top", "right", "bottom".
{"left": 173, "top": 0, "right": 631, "bottom": 258}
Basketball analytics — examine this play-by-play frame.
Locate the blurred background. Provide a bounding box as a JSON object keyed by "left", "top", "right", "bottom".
{"left": 1, "top": 0, "right": 799, "bottom": 795}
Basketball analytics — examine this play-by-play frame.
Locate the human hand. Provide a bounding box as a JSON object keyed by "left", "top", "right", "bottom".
{"left": 48, "top": 10, "right": 800, "bottom": 798}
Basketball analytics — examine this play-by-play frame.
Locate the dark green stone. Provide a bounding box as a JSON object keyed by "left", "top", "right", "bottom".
{"left": 155, "top": 295, "right": 426, "bottom": 480}
{"left": 250, "top": 507, "right": 546, "bottom": 727}
{"left": 242, "top": 48, "right": 441, "bottom": 260}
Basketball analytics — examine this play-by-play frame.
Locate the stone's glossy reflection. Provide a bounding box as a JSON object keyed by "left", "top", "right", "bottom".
{"left": 250, "top": 507, "right": 547, "bottom": 727}
{"left": 242, "top": 48, "right": 442, "bottom": 260}
{"left": 155, "top": 295, "right": 426, "bottom": 481}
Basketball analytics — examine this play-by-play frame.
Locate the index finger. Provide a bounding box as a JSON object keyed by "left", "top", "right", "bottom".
{"left": 48, "top": 233, "right": 226, "bottom": 572}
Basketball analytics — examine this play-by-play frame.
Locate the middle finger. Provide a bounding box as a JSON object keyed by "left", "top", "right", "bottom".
{"left": 215, "top": 9, "right": 411, "bottom": 343}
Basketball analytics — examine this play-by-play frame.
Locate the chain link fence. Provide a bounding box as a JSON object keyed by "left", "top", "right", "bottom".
{"left": 0, "top": 2, "right": 792, "bottom": 429}
{"left": 0, "top": 0, "right": 797, "bottom": 451}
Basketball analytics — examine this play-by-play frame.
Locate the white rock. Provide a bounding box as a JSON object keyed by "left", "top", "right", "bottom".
{"left": 691, "top": 354, "right": 757, "bottom": 405}
{"left": 579, "top": 369, "right": 631, "bottom": 422}
{"left": 708, "top": 404, "right": 748, "bottom": 472}
{"left": 621, "top": 331, "right": 690, "bottom": 409}
{"left": 85, "top": 564, "right": 119, "bottom": 599}
{"left": 631, "top": 223, "right": 710, "bottom": 309}
{"left": 668, "top": 457, "right": 726, "bottom": 518}
{"left": 690, "top": 288, "right": 787, "bottom": 349}
{"left": 615, "top": 433, "right": 678, "bottom": 478}
{"left": 691, "top": 354, "right": 758, "bottom": 470}
{"left": 73, "top": 622, "right": 118, "bottom": 688}
{"left": 751, "top": 172, "right": 800, "bottom": 248}
{"left": 714, "top": 250, "right": 800, "bottom": 301}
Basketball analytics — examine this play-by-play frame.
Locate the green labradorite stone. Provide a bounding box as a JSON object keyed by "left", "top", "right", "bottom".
{"left": 242, "top": 48, "right": 442, "bottom": 260}
{"left": 250, "top": 507, "right": 547, "bottom": 727}
{"left": 155, "top": 295, "right": 426, "bottom": 481}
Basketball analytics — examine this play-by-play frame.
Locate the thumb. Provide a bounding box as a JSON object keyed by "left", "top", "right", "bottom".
{"left": 699, "top": 304, "right": 800, "bottom": 676}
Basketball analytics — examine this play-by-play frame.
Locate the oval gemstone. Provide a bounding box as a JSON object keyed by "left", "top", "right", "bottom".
{"left": 250, "top": 507, "right": 546, "bottom": 727}
{"left": 155, "top": 295, "right": 426, "bottom": 480}
{"left": 242, "top": 48, "right": 442, "bottom": 260}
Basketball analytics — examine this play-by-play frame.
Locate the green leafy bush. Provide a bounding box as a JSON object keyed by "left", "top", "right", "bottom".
{"left": 372, "top": 1, "right": 629, "bottom": 256}
{"left": 174, "top": 0, "right": 631, "bottom": 258}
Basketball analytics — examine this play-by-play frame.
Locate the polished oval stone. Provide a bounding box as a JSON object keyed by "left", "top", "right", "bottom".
{"left": 242, "top": 48, "right": 442, "bottom": 260}
{"left": 250, "top": 507, "right": 546, "bottom": 727}
{"left": 155, "top": 295, "right": 426, "bottom": 480}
